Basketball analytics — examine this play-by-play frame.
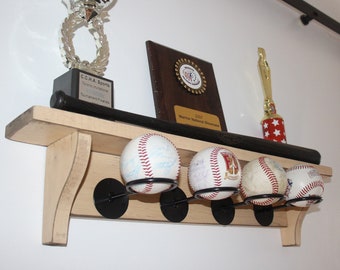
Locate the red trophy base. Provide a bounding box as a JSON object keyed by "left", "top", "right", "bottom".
{"left": 262, "top": 118, "right": 287, "bottom": 143}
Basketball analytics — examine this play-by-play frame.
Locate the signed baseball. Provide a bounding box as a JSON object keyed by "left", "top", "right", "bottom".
{"left": 240, "top": 157, "right": 288, "bottom": 206}
{"left": 188, "top": 146, "right": 241, "bottom": 200}
{"left": 120, "top": 133, "right": 181, "bottom": 194}
{"left": 286, "top": 165, "right": 324, "bottom": 207}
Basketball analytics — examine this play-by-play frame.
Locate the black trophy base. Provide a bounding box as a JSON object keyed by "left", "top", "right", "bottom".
{"left": 53, "top": 68, "right": 114, "bottom": 108}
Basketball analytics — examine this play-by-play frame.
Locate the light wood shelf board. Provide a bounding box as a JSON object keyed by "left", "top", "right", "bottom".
{"left": 6, "top": 106, "right": 332, "bottom": 176}
{"left": 5, "top": 106, "right": 333, "bottom": 246}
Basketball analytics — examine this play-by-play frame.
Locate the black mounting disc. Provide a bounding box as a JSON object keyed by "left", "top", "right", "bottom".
{"left": 160, "top": 187, "right": 189, "bottom": 222}
{"left": 93, "top": 178, "right": 129, "bottom": 219}
{"left": 211, "top": 197, "right": 235, "bottom": 225}
{"left": 253, "top": 205, "right": 274, "bottom": 226}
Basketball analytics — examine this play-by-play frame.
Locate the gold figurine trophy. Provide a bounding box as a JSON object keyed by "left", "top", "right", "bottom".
{"left": 258, "top": 48, "right": 287, "bottom": 143}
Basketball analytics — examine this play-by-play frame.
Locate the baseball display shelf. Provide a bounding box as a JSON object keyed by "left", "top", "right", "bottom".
{"left": 5, "top": 106, "right": 332, "bottom": 247}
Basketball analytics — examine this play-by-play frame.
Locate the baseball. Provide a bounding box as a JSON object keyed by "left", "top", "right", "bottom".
{"left": 188, "top": 146, "right": 241, "bottom": 200}
{"left": 286, "top": 164, "right": 324, "bottom": 207}
{"left": 120, "top": 133, "right": 181, "bottom": 194}
{"left": 240, "top": 157, "right": 288, "bottom": 206}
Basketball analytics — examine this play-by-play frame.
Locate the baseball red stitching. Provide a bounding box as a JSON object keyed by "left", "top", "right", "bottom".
{"left": 254, "top": 157, "right": 279, "bottom": 206}
{"left": 153, "top": 134, "right": 181, "bottom": 180}
{"left": 296, "top": 180, "right": 324, "bottom": 198}
{"left": 240, "top": 183, "right": 246, "bottom": 199}
{"left": 169, "top": 138, "right": 181, "bottom": 180}
{"left": 287, "top": 164, "right": 312, "bottom": 172}
{"left": 137, "top": 134, "right": 180, "bottom": 193}
{"left": 138, "top": 133, "right": 154, "bottom": 193}
{"left": 204, "top": 147, "right": 222, "bottom": 200}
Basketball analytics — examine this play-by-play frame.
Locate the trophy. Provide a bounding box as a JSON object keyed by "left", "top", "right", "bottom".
{"left": 53, "top": 0, "right": 114, "bottom": 108}
{"left": 258, "top": 48, "right": 287, "bottom": 143}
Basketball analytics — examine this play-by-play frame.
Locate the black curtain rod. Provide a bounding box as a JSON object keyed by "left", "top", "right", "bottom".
{"left": 280, "top": 0, "right": 340, "bottom": 35}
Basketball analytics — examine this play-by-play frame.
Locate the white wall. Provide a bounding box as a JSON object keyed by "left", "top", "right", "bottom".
{"left": 1, "top": 0, "right": 339, "bottom": 269}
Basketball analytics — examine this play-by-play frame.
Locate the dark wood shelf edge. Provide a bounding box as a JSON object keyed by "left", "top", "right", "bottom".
{"left": 50, "top": 91, "right": 321, "bottom": 164}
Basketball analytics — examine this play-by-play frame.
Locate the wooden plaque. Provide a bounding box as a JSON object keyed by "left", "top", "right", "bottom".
{"left": 146, "top": 40, "right": 227, "bottom": 131}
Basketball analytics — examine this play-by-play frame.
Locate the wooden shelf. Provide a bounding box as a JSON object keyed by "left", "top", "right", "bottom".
{"left": 5, "top": 106, "right": 332, "bottom": 246}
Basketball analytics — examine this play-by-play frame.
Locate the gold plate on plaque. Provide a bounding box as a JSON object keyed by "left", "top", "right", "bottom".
{"left": 174, "top": 105, "right": 221, "bottom": 131}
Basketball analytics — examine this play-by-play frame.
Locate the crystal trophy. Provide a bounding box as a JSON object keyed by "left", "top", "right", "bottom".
{"left": 258, "top": 48, "right": 287, "bottom": 143}
{"left": 53, "top": 0, "right": 114, "bottom": 108}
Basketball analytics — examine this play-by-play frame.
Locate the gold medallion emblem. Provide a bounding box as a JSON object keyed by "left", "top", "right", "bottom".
{"left": 175, "top": 58, "right": 207, "bottom": 95}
